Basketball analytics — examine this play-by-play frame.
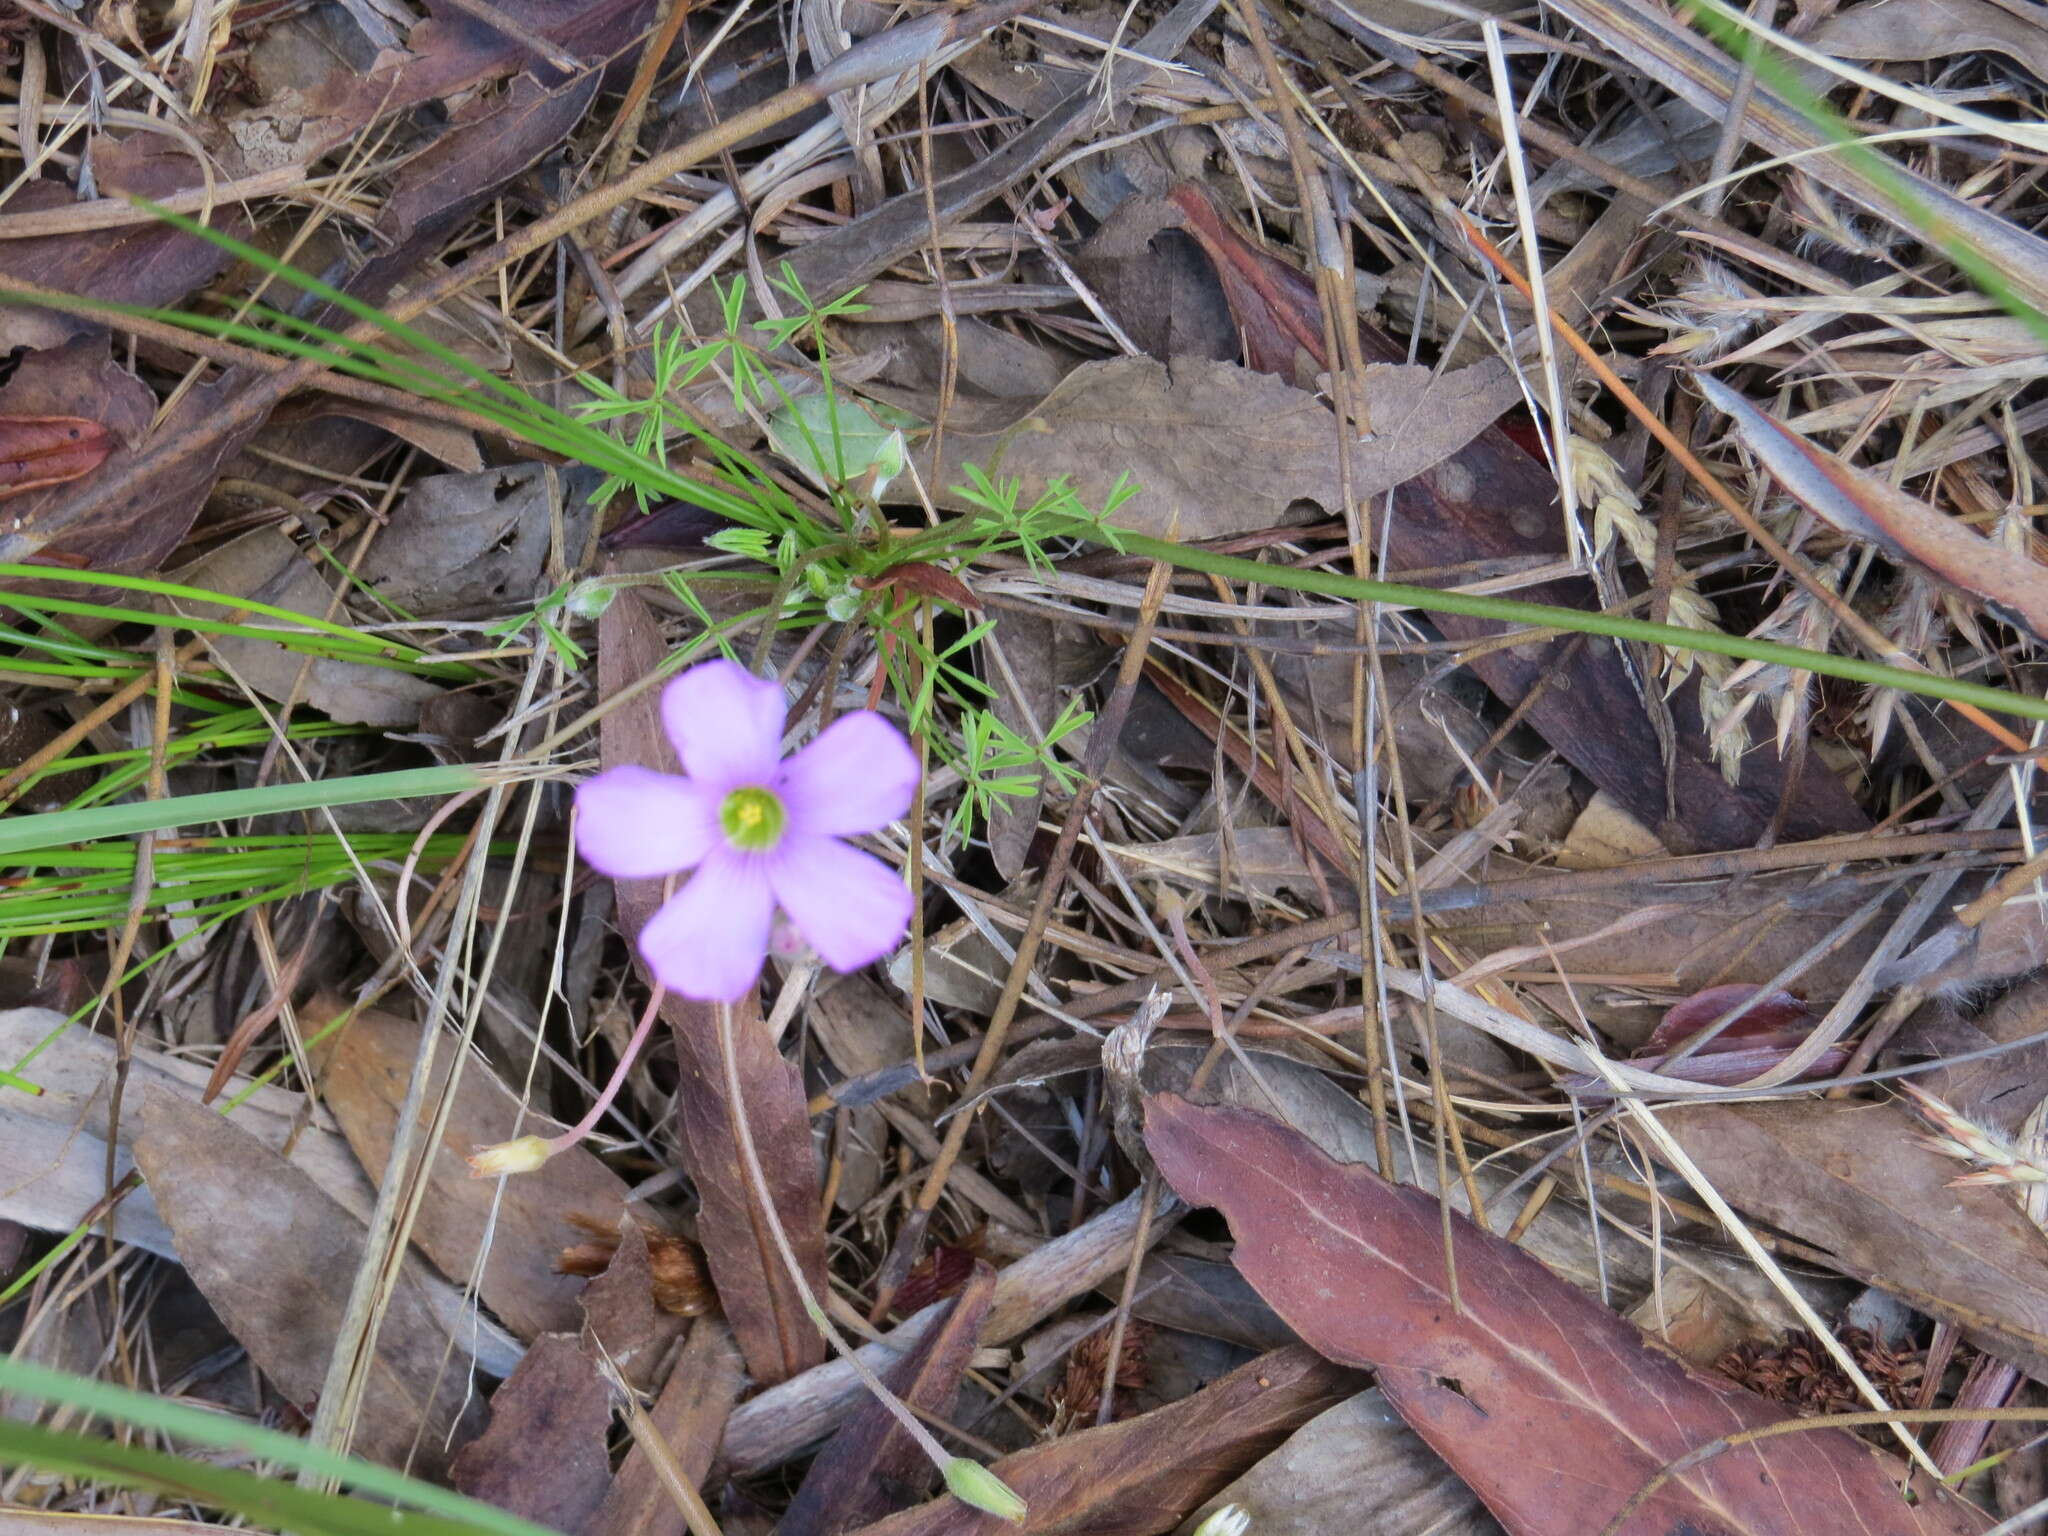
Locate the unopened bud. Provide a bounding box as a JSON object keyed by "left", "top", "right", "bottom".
{"left": 466, "top": 1135, "right": 555, "bottom": 1178}
{"left": 1191, "top": 1505, "right": 1251, "bottom": 1536}
{"left": 944, "top": 1458, "right": 1026, "bottom": 1524}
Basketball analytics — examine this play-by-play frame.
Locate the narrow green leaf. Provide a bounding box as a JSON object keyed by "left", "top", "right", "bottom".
{"left": 0, "top": 1356, "right": 554, "bottom": 1536}
{"left": 0, "top": 767, "right": 487, "bottom": 856}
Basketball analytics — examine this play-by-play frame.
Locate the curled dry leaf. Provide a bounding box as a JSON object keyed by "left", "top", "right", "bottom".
{"left": 0, "top": 415, "right": 112, "bottom": 499}
{"left": 1698, "top": 373, "right": 2048, "bottom": 638}
{"left": 1144, "top": 1094, "right": 1988, "bottom": 1536}
{"left": 1645, "top": 984, "right": 1813, "bottom": 1055}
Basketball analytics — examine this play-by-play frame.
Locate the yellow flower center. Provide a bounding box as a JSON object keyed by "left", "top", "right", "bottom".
{"left": 720, "top": 786, "right": 786, "bottom": 852}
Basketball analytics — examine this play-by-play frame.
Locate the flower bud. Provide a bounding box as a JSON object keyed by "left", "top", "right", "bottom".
{"left": 943, "top": 1458, "right": 1026, "bottom": 1524}
{"left": 1190, "top": 1505, "right": 1251, "bottom": 1536}
{"left": 465, "top": 1135, "right": 555, "bottom": 1178}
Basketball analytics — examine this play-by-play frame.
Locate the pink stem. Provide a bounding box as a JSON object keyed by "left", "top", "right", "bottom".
{"left": 549, "top": 979, "right": 667, "bottom": 1152}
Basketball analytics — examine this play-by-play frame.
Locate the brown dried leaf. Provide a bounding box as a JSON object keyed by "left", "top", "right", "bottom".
{"left": 1144, "top": 1094, "right": 1988, "bottom": 1535}
{"left": 1169, "top": 182, "right": 1866, "bottom": 852}
{"left": 1419, "top": 863, "right": 1896, "bottom": 1043}
{"left": 452, "top": 1333, "right": 614, "bottom": 1529}
{"left": 318, "top": 998, "right": 631, "bottom": 1341}
{"left": 362, "top": 465, "right": 599, "bottom": 616}
{"left": 585, "top": 1318, "right": 744, "bottom": 1536}
{"left": 0, "top": 1006, "right": 522, "bottom": 1378}
{"left": 577, "top": 1219, "right": 691, "bottom": 1391}
{"left": 1698, "top": 373, "right": 2048, "bottom": 637}
{"left": 0, "top": 187, "right": 240, "bottom": 353}
{"left": 1664, "top": 1099, "right": 2048, "bottom": 1381}
{"left": 131, "top": 1092, "right": 484, "bottom": 1476}
{"left": 0, "top": 415, "right": 111, "bottom": 499}
{"left": 597, "top": 583, "right": 828, "bottom": 1384}
{"left": 849, "top": 1346, "right": 1359, "bottom": 1536}
{"left": 925, "top": 354, "right": 1523, "bottom": 541}
{"left": 1176, "top": 1390, "right": 1503, "bottom": 1536}
{"left": 784, "top": 1262, "right": 998, "bottom": 1536}
{"left": 1810, "top": 0, "right": 2048, "bottom": 83}
{"left": 166, "top": 529, "right": 444, "bottom": 729}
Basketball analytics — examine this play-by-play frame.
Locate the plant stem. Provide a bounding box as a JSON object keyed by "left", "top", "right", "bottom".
{"left": 1096, "top": 526, "right": 2048, "bottom": 724}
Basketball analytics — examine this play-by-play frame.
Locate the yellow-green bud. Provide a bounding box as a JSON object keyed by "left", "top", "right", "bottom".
{"left": 465, "top": 1135, "right": 555, "bottom": 1178}
{"left": 1190, "top": 1505, "right": 1251, "bottom": 1536}
{"left": 943, "top": 1458, "right": 1027, "bottom": 1524}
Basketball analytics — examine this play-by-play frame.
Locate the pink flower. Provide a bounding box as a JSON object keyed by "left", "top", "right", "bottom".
{"left": 575, "top": 660, "right": 918, "bottom": 1000}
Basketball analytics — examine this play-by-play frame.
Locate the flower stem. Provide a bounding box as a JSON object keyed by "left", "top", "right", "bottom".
{"left": 548, "top": 980, "right": 667, "bottom": 1154}
{"left": 713, "top": 983, "right": 1002, "bottom": 1498}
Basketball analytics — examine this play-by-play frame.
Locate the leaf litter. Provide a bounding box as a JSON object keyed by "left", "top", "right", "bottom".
{"left": 8, "top": 0, "right": 2048, "bottom": 1530}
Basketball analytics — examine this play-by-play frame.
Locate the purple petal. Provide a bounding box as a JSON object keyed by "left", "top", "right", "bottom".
{"left": 660, "top": 659, "right": 787, "bottom": 787}
{"left": 637, "top": 849, "right": 774, "bottom": 1000}
{"left": 575, "top": 766, "right": 719, "bottom": 878}
{"left": 768, "top": 836, "right": 912, "bottom": 973}
{"left": 776, "top": 711, "right": 919, "bottom": 838}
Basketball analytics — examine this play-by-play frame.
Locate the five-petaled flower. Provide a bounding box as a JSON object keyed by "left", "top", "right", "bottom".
{"left": 575, "top": 659, "right": 918, "bottom": 1000}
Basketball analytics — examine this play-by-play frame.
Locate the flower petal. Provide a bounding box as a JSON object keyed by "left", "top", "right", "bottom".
{"left": 768, "top": 836, "right": 913, "bottom": 973}
{"left": 637, "top": 849, "right": 774, "bottom": 1001}
{"left": 776, "top": 711, "right": 919, "bottom": 837}
{"left": 660, "top": 659, "right": 787, "bottom": 787}
{"left": 575, "top": 766, "right": 719, "bottom": 878}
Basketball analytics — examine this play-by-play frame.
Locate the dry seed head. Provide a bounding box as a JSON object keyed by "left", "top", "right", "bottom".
{"left": 1648, "top": 260, "right": 1767, "bottom": 363}
{"left": 1569, "top": 437, "right": 1660, "bottom": 572}
{"left": 1899, "top": 1083, "right": 2048, "bottom": 1187}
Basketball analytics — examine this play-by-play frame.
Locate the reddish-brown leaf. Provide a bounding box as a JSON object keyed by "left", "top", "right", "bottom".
{"left": 1144, "top": 1095, "right": 1988, "bottom": 1536}
{"left": 596, "top": 582, "right": 828, "bottom": 1385}
{"left": 1699, "top": 373, "right": 2048, "bottom": 638}
{"left": 784, "top": 1262, "right": 998, "bottom": 1536}
{"left": 1646, "top": 983, "right": 1813, "bottom": 1055}
{"left": 0, "top": 336, "right": 255, "bottom": 582}
{"left": 848, "top": 1345, "right": 1358, "bottom": 1536}
{"left": 0, "top": 415, "right": 111, "bottom": 499}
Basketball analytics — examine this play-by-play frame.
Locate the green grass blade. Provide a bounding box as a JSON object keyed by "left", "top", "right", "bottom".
{"left": 0, "top": 1357, "right": 554, "bottom": 1536}
{"left": 0, "top": 766, "right": 487, "bottom": 856}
